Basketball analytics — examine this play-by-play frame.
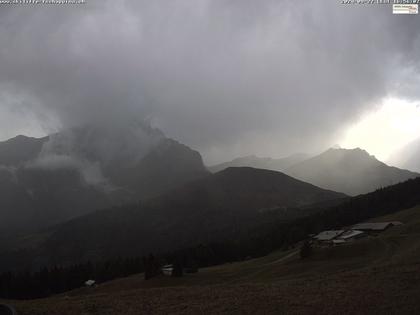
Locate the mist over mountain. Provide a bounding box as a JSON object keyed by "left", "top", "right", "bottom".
{"left": 2, "top": 167, "right": 345, "bottom": 270}
{"left": 0, "top": 134, "right": 113, "bottom": 233}
{"left": 1, "top": 1, "right": 420, "bottom": 312}
{"left": 33, "top": 123, "right": 209, "bottom": 196}
{"left": 0, "top": 122, "right": 208, "bottom": 233}
{"left": 388, "top": 138, "right": 420, "bottom": 173}
{"left": 286, "top": 147, "right": 419, "bottom": 196}
{"left": 208, "top": 153, "right": 309, "bottom": 173}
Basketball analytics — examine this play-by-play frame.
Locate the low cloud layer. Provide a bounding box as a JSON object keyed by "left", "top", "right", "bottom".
{"left": 0, "top": 0, "right": 420, "bottom": 164}
{"left": 25, "top": 122, "right": 165, "bottom": 187}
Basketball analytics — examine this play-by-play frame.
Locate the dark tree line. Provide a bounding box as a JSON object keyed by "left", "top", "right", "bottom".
{"left": 0, "top": 257, "right": 144, "bottom": 299}
{"left": 1, "top": 177, "right": 420, "bottom": 300}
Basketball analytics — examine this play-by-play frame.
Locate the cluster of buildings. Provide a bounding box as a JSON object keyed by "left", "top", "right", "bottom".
{"left": 312, "top": 221, "right": 402, "bottom": 246}
{"left": 161, "top": 264, "right": 199, "bottom": 276}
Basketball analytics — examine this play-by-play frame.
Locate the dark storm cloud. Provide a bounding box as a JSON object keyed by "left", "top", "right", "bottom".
{"left": 0, "top": 0, "right": 419, "bottom": 163}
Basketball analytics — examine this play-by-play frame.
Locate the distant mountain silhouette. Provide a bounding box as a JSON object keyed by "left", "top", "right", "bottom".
{"left": 0, "top": 123, "right": 208, "bottom": 233}
{"left": 208, "top": 153, "right": 309, "bottom": 173}
{"left": 285, "top": 148, "right": 420, "bottom": 196}
{"left": 7, "top": 167, "right": 345, "bottom": 269}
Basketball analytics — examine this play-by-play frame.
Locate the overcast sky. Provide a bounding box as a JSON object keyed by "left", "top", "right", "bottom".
{"left": 0, "top": 0, "right": 420, "bottom": 164}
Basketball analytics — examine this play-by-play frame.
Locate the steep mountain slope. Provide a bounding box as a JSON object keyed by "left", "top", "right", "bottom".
{"left": 285, "top": 148, "right": 419, "bottom": 196}
{"left": 111, "top": 138, "right": 208, "bottom": 198}
{"left": 35, "top": 124, "right": 209, "bottom": 198}
{"left": 5, "top": 167, "right": 345, "bottom": 269}
{"left": 0, "top": 123, "right": 208, "bottom": 233}
{"left": 208, "top": 153, "right": 308, "bottom": 173}
{"left": 0, "top": 133, "right": 116, "bottom": 234}
{"left": 0, "top": 167, "right": 114, "bottom": 234}
{"left": 0, "top": 135, "right": 48, "bottom": 166}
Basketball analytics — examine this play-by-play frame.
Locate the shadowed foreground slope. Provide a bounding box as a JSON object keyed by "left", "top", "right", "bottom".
{"left": 9, "top": 205, "right": 420, "bottom": 314}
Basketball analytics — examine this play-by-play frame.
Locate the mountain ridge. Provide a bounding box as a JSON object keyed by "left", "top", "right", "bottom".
{"left": 208, "top": 153, "right": 309, "bottom": 173}
{"left": 0, "top": 124, "right": 209, "bottom": 233}
{"left": 286, "top": 147, "right": 419, "bottom": 196}
{"left": 0, "top": 167, "right": 346, "bottom": 271}
{"left": 209, "top": 147, "right": 419, "bottom": 196}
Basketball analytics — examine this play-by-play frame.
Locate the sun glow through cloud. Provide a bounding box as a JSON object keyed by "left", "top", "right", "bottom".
{"left": 339, "top": 98, "right": 420, "bottom": 162}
